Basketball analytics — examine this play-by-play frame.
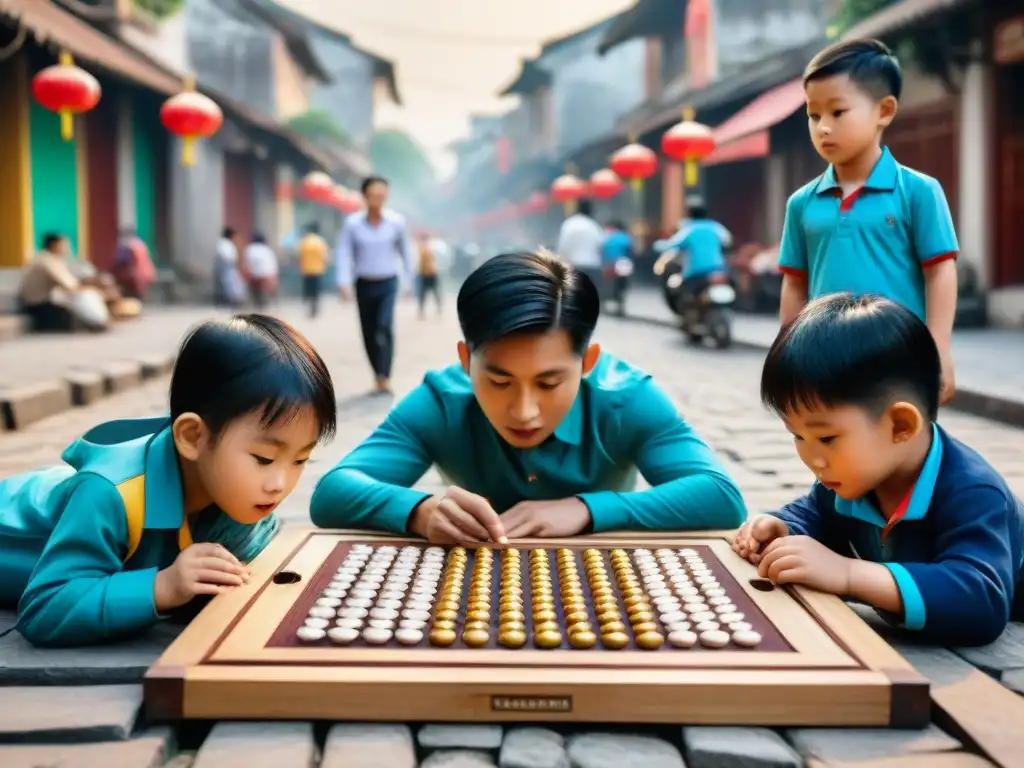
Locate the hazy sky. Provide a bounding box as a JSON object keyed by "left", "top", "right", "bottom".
{"left": 279, "top": 0, "right": 635, "bottom": 177}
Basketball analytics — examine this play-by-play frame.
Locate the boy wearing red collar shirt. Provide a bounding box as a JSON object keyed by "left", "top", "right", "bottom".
{"left": 734, "top": 293, "right": 1024, "bottom": 646}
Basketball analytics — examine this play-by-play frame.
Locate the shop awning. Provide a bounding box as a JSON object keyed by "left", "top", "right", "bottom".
{"left": 712, "top": 76, "right": 805, "bottom": 148}
{"left": 0, "top": 0, "right": 181, "bottom": 95}
{"left": 704, "top": 131, "right": 770, "bottom": 167}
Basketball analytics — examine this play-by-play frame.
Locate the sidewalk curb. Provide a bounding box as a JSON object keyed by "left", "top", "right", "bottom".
{"left": 619, "top": 311, "right": 1024, "bottom": 429}
{"left": 0, "top": 353, "right": 176, "bottom": 432}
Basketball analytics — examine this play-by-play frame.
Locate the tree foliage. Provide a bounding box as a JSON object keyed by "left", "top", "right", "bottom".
{"left": 132, "top": 0, "right": 186, "bottom": 20}
{"left": 369, "top": 129, "right": 437, "bottom": 207}
{"left": 286, "top": 108, "right": 349, "bottom": 146}
{"left": 826, "top": 0, "right": 899, "bottom": 38}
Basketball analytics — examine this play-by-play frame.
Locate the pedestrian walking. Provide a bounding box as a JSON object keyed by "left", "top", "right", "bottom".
{"left": 335, "top": 175, "right": 416, "bottom": 395}
{"left": 298, "top": 222, "right": 330, "bottom": 318}
{"left": 243, "top": 233, "right": 279, "bottom": 310}
{"left": 416, "top": 230, "right": 442, "bottom": 318}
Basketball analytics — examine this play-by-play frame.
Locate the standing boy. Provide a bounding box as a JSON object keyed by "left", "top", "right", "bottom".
{"left": 777, "top": 39, "right": 959, "bottom": 403}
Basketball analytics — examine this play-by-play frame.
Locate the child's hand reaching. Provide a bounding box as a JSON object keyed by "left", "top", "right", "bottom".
{"left": 732, "top": 514, "right": 789, "bottom": 564}
{"left": 154, "top": 543, "right": 251, "bottom": 613}
{"left": 757, "top": 535, "right": 852, "bottom": 596}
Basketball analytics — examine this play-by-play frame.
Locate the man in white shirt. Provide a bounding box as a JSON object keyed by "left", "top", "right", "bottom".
{"left": 556, "top": 199, "right": 605, "bottom": 290}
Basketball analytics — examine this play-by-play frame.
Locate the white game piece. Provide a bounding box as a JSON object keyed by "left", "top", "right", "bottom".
{"left": 659, "top": 610, "right": 687, "bottom": 625}
{"left": 402, "top": 609, "right": 431, "bottom": 622}
{"left": 304, "top": 617, "right": 330, "bottom": 630}
{"left": 677, "top": 548, "right": 698, "bottom": 556}
{"left": 349, "top": 588, "right": 377, "bottom": 601}
{"left": 395, "top": 628, "right": 424, "bottom": 645}
{"left": 368, "top": 618, "right": 395, "bottom": 629}
{"left": 366, "top": 565, "right": 389, "bottom": 576}
{"left": 380, "top": 590, "right": 406, "bottom": 601}
{"left": 707, "top": 595, "right": 732, "bottom": 606}
{"left": 703, "top": 587, "right": 727, "bottom": 598}
{"left": 653, "top": 596, "right": 680, "bottom": 609}
{"left": 666, "top": 621, "right": 691, "bottom": 633}
{"left": 370, "top": 606, "right": 399, "bottom": 621}
{"left": 695, "top": 576, "right": 718, "bottom": 586}
{"left": 675, "top": 586, "right": 700, "bottom": 598}
{"left": 668, "top": 630, "right": 698, "bottom": 648}
{"left": 362, "top": 627, "right": 393, "bottom": 645}
{"left": 696, "top": 620, "right": 720, "bottom": 632}
{"left": 316, "top": 597, "right": 342, "bottom": 608}
{"left": 345, "top": 597, "right": 373, "bottom": 609}
{"left": 308, "top": 606, "right": 336, "bottom": 619}
{"left": 729, "top": 621, "right": 753, "bottom": 632}
{"left": 718, "top": 611, "right": 744, "bottom": 624}
{"left": 296, "top": 626, "right": 326, "bottom": 642}
{"left": 399, "top": 618, "right": 427, "bottom": 630}
{"left": 690, "top": 610, "right": 716, "bottom": 623}
{"left": 327, "top": 626, "right": 360, "bottom": 645}
{"left": 338, "top": 606, "right": 368, "bottom": 620}
{"left": 647, "top": 587, "right": 671, "bottom": 598}
{"left": 374, "top": 598, "right": 401, "bottom": 611}
{"left": 405, "top": 599, "right": 433, "bottom": 612}
{"left": 360, "top": 574, "right": 385, "bottom": 585}
{"left": 324, "top": 587, "right": 348, "bottom": 598}
{"left": 336, "top": 617, "right": 363, "bottom": 629}
{"left": 731, "top": 630, "right": 763, "bottom": 648}
{"left": 699, "top": 629, "right": 730, "bottom": 648}
{"left": 683, "top": 602, "right": 709, "bottom": 614}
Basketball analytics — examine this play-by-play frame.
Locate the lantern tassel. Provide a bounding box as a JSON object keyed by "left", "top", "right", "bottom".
{"left": 685, "top": 160, "right": 699, "bottom": 188}
{"left": 181, "top": 135, "right": 196, "bottom": 167}
{"left": 59, "top": 109, "right": 73, "bottom": 141}
{"left": 630, "top": 177, "right": 642, "bottom": 193}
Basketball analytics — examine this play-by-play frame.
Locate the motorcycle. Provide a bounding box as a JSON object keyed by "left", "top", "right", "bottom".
{"left": 672, "top": 271, "right": 736, "bottom": 348}
{"left": 604, "top": 258, "right": 633, "bottom": 317}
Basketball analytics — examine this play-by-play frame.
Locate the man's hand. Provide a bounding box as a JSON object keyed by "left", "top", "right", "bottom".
{"left": 409, "top": 486, "right": 507, "bottom": 545}
{"left": 499, "top": 498, "right": 592, "bottom": 539}
{"left": 339, "top": 285, "right": 352, "bottom": 301}
{"left": 153, "top": 543, "right": 250, "bottom": 613}
{"left": 732, "top": 514, "right": 789, "bottom": 564}
{"left": 757, "top": 535, "right": 852, "bottom": 596}
{"left": 938, "top": 343, "right": 956, "bottom": 404}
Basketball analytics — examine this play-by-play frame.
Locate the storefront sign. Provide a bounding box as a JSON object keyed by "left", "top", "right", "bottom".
{"left": 994, "top": 16, "right": 1024, "bottom": 64}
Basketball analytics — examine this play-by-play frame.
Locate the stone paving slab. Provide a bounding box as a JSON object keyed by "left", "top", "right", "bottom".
{"left": 682, "top": 726, "right": 802, "bottom": 767}
{"left": 322, "top": 723, "right": 417, "bottom": 768}
{"left": 0, "top": 727, "right": 173, "bottom": 768}
{"left": 191, "top": 721, "right": 318, "bottom": 768}
{"left": 0, "top": 684, "right": 141, "bottom": 743}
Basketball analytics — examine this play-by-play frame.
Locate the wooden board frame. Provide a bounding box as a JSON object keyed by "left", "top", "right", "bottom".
{"left": 145, "top": 528, "right": 930, "bottom": 727}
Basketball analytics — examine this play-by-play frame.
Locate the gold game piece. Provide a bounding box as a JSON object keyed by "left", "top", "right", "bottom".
{"left": 462, "top": 628, "right": 490, "bottom": 648}
{"left": 569, "top": 629, "right": 598, "bottom": 649}
{"left": 432, "top": 619, "right": 456, "bottom": 631}
{"left": 565, "top": 610, "right": 590, "bottom": 625}
{"left": 591, "top": 586, "right": 614, "bottom": 599}
{"left": 631, "top": 621, "right": 659, "bottom": 634}
{"left": 499, "top": 609, "right": 525, "bottom": 624}
{"left": 466, "top": 608, "right": 490, "bottom": 622}
{"left": 533, "top": 620, "right": 560, "bottom": 633}
{"left": 596, "top": 610, "right": 621, "bottom": 624}
{"left": 567, "top": 621, "right": 593, "bottom": 636}
{"left": 534, "top": 630, "right": 562, "bottom": 649}
{"left": 601, "top": 631, "right": 629, "bottom": 649}
{"left": 435, "top": 609, "right": 458, "bottom": 622}
{"left": 533, "top": 608, "right": 557, "bottom": 623}
{"left": 437, "top": 599, "right": 460, "bottom": 612}
{"left": 498, "top": 628, "right": 527, "bottom": 648}
{"left": 629, "top": 610, "right": 655, "bottom": 624}
{"left": 601, "top": 620, "right": 628, "bottom": 634}
{"left": 635, "top": 631, "right": 665, "bottom": 650}
{"left": 429, "top": 627, "right": 457, "bottom": 647}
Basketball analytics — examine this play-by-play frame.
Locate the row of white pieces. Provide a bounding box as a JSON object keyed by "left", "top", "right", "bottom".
{"left": 335, "top": 550, "right": 443, "bottom": 580}
{"left": 296, "top": 623, "right": 424, "bottom": 646}
{"left": 322, "top": 567, "right": 442, "bottom": 599}
{"left": 667, "top": 626, "right": 763, "bottom": 649}
{"left": 304, "top": 612, "right": 431, "bottom": 633}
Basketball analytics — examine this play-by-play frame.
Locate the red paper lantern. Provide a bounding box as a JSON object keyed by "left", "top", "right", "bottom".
{"left": 609, "top": 142, "right": 658, "bottom": 191}
{"left": 589, "top": 168, "right": 624, "bottom": 200}
{"left": 524, "top": 191, "right": 549, "bottom": 214}
{"left": 161, "top": 77, "right": 223, "bottom": 166}
{"left": 550, "top": 173, "right": 587, "bottom": 206}
{"left": 662, "top": 108, "right": 716, "bottom": 186}
{"left": 31, "top": 51, "right": 101, "bottom": 141}
{"left": 300, "top": 171, "right": 335, "bottom": 203}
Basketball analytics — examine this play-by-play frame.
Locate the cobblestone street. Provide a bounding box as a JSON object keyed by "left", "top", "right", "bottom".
{"left": 1, "top": 295, "right": 1023, "bottom": 767}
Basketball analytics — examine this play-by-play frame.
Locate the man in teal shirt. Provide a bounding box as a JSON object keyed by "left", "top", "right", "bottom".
{"left": 310, "top": 249, "right": 746, "bottom": 543}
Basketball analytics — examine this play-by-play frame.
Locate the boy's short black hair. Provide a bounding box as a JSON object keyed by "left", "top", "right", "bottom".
{"left": 42, "top": 232, "right": 65, "bottom": 251}
{"left": 361, "top": 175, "right": 388, "bottom": 195}
{"left": 761, "top": 293, "right": 940, "bottom": 422}
{"left": 804, "top": 38, "right": 903, "bottom": 101}
{"left": 577, "top": 199, "right": 594, "bottom": 217}
{"left": 170, "top": 314, "right": 337, "bottom": 442}
{"left": 456, "top": 249, "right": 600, "bottom": 355}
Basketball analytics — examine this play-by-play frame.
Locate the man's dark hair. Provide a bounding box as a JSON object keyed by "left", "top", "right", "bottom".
{"left": 361, "top": 175, "right": 389, "bottom": 195}
{"left": 686, "top": 195, "right": 708, "bottom": 220}
{"left": 577, "top": 199, "right": 594, "bottom": 217}
{"left": 306, "top": 222, "right": 320, "bottom": 235}
{"left": 170, "top": 314, "right": 337, "bottom": 442}
{"left": 456, "top": 250, "right": 600, "bottom": 355}
{"left": 222, "top": 227, "right": 236, "bottom": 239}
{"left": 804, "top": 38, "right": 903, "bottom": 101}
{"left": 41, "top": 232, "right": 65, "bottom": 251}
{"left": 761, "top": 293, "right": 940, "bottom": 422}
{"left": 607, "top": 220, "right": 626, "bottom": 231}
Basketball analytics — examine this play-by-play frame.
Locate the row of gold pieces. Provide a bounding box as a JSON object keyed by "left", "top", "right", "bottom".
{"left": 497, "top": 548, "right": 528, "bottom": 648}
{"left": 610, "top": 549, "right": 664, "bottom": 650}
{"left": 556, "top": 549, "right": 597, "bottom": 649}
{"left": 581, "top": 548, "right": 630, "bottom": 649}
{"left": 529, "top": 549, "right": 563, "bottom": 649}
{"left": 428, "top": 547, "right": 468, "bottom": 647}
{"left": 460, "top": 547, "right": 495, "bottom": 648}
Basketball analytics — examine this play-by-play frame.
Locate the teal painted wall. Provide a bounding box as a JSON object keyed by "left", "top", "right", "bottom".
{"left": 28, "top": 99, "right": 79, "bottom": 255}
{"left": 132, "top": 99, "right": 157, "bottom": 255}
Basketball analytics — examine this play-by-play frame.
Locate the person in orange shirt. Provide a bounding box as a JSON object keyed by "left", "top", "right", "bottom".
{"left": 298, "top": 222, "right": 330, "bottom": 318}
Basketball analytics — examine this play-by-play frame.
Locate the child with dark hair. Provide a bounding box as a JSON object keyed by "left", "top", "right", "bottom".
{"left": 734, "top": 294, "right": 1023, "bottom": 646}
{"left": 0, "top": 314, "right": 336, "bottom": 647}
{"left": 778, "top": 38, "right": 960, "bottom": 404}
{"left": 312, "top": 249, "right": 744, "bottom": 543}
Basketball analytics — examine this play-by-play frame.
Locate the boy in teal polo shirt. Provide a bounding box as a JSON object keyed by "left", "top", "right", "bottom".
{"left": 311, "top": 249, "right": 746, "bottom": 543}
{"left": 777, "top": 39, "right": 959, "bottom": 404}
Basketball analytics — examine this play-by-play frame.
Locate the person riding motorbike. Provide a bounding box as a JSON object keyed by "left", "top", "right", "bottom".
{"left": 652, "top": 197, "right": 733, "bottom": 311}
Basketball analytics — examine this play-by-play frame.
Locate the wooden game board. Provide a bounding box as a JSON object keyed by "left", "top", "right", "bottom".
{"left": 144, "top": 528, "right": 930, "bottom": 726}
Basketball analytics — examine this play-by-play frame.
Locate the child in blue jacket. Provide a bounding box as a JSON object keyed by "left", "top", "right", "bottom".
{"left": 0, "top": 314, "right": 336, "bottom": 647}
{"left": 734, "top": 293, "right": 1024, "bottom": 646}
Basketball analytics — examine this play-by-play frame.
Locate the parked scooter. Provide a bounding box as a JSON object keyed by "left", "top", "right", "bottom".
{"left": 605, "top": 258, "right": 633, "bottom": 317}
{"left": 675, "top": 272, "right": 736, "bottom": 348}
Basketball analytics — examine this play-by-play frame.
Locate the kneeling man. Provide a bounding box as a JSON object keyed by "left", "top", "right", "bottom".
{"left": 311, "top": 249, "right": 746, "bottom": 543}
